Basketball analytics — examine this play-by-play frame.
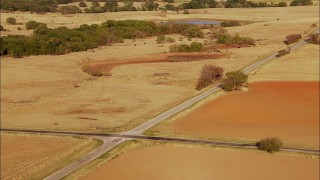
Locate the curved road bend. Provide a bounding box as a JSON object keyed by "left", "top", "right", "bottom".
{"left": 4, "top": 28, "right": 319, "bottom": 180}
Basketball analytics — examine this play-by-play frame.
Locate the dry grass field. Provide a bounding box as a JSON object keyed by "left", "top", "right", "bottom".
{"left": 1, "top": 6, "right": 319, "bottom": 132}
{"left": 81, "top": 143, "right": 319, "bottom": 180}
{"left": 0, "top": 133, "right": 100, "bottom": 180}
{"left": 250, "top": 44, "right": 319, "bottom": 82}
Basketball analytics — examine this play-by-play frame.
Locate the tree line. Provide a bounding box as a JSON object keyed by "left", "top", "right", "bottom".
{"left": 0, "top": 20, "right": 205, "bottom": 58}
{"left": 0, "top": 0, "right": 313, "bottom": 13}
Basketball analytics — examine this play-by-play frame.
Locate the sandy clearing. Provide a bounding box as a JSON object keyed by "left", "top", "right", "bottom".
{"left": 81, "top": 145, "right": 319, "bottom": 180}
{"left": 250, "top": 44, "right": 320, "bottom": 82}
{"left": 170, "top": 81, "right": 319, "bottom": 148}
{"left": 0, "top": 134, "right": 98, "bottom": 180}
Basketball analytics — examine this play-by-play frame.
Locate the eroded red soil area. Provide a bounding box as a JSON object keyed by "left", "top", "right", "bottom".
{"left": 170, "top": 81, "right": 320, "bottom": 147}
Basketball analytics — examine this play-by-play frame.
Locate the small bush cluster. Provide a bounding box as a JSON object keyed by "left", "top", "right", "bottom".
{"left": 156, "top": 35, "right": 166, "bottom": 44}
{"left": 59, "top": 5, "right": 82, "bottom": 14}
{"left": 26, "top": 21, "right": 47, "bottom": 30}
{"left": 276, "top": 48, "right": 290, "bottom": 57}
{"left": 222, "top": 71, "right": 248, "bottom": 91}
{"left": 283, "top": 34, "right": 301, "bottom": 45}
{"left": 217, "top": 33, "right": 255, "bottom": 45}
{"left": 0, "top": 25, "right": 6, "bottom": 31}
{"left": 307, "top": 34, "right": 320, "bottom": 45}
{"left": 196, "top": 64, "right": 224, "bottom": 90}
{"left": 166, "top": 37, "right": 176, "bottom": 43}
{"left": 220, "top": 20, "right": 241, "bottom": 27}
{"left": 290, "top": 0, "right": 312, "bottom": 6}
{"left": 6, "top": 17, "right": 17, "bottom": 25}
{"left": 256, "top": 137, "right": 283, "bottom": 153}
{"left": 79, "top": 0, "right": 88, "bottom": 7}
{"left": 169, "top": 42, "right": 204, "bottom": 52}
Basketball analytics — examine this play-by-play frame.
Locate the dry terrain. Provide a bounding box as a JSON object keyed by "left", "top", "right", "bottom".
{"left": 1, "top": 6, "right": 318, "bottom": 133}
{"left": 81, "top": 144, "right": 319, "bottom": 180}
{"left": 0, "top": 133, "right": 100, "bottom": 180}
{"left": 250, "top": 44, "right": 319, "bottom": 82}
{"left": 170, "top": 81, "right": 319, "bottom": 148}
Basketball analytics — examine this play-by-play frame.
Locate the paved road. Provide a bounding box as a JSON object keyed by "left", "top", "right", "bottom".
{"left": 3, "top": 28, "right": 319, "bottom": 180}
{"left": 2, "top": 128, "right": 319, "bottom": 155}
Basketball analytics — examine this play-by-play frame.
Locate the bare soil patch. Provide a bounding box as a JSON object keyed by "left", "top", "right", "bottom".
{"left": 81, "top": 145, "right": 319, "bottom": 180}
{"left": 170, "top": 81, "right": 319, "bottom": 148}
{"left": 82, "top": 52, "right": 226, "bottom": 76}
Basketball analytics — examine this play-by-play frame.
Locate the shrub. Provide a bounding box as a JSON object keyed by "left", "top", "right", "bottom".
{"left": 217, "top": 33, "right": 255, "bottom": 45}
{"left": 276, "top": 48, "right": 290, "bottom": 57}
{"left": 290, "top": 0, "right": 313, "bottom": 6}
{"left": 164, "top": 4, "right": 175, "bottom": 10}
{"left": 283, "top": 34, "right": 301, "bottom": 45}
{"left": 156, "top": 35, "right": 166, "bottom": 44}
{"left": 0, "top": 25, "right": 5, "bottom": 31}
{"left": 276, "top": 1, "right": 287, "bottom": 6}
{"left": 59, "top": 5, "right": 82, "bottom": 14}
{"left": 165, "top": 37, "right": 175, "bottom": 43}
{"left": 196, "top": 64, "right": 224, "bottom": 90}
{"left": 26, "top": 21, "right": 47, "bottom": 30}
{"left": 185, "top": 27, "right": 204, "bottom": 38}
{"left": 256, "top": 137, "right": 283, "bottom": 153}
{"left": 222, "top": 71, "right": 248, "bottom": 91}
{"left": 183, "top": 9, "right": 190, "bottom": 14}
{"left": 6, "top": 17, "right": 17, "bottom": 25}
{"left": 220, "top": 20, "right": 241, "bottom": 27}
{"left": 307, "top": 34, "right": 320, "bottom": 44}
{"left": 79, "top": 0, "right": 88, "bottom": 7}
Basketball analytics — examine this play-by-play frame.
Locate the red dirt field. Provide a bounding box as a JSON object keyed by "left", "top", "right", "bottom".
{"left": 170, "top": 81, "right": 320, "bottom": 148}
{"left": 81, "top": 145, "right": 319, "bottom": 180}
{"left": 82, "top": 52, "right": 227, "bottom": 75}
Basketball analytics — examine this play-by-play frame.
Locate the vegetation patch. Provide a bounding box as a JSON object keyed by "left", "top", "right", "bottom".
{"left": 217, "top": 34, "right": 255, "bottom": 45}
{"left": 220, "top": 20, "right": 241, "bottom": 27}
{"left": 222, "top": 71, "right": 248, "bottom": 91}
{"left": 169, "top": 42, "right": 205, "bottom": 52}
{"left": 0, "top": 20, "right": 204, "bottom": 58}
{"left": 283, "top": 34, "right": 301, "bottom": 45}
{"left": 256, "top": 137, "right": 283, "bottom": 153}
{"left": 196, "top": 64, "right": 224, "bottom": 90}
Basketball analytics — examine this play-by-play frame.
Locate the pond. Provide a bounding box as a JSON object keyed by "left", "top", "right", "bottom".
{"left": 172, "top": 19, "right": 220, "bottom": 25}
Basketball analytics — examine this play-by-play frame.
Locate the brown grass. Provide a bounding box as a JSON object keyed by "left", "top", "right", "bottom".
{"left": 0, "top": 133, "right": 100, "bottom": 180}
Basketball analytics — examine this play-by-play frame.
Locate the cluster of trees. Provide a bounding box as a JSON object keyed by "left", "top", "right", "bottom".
{"left": 217, "top": 33, "right": 255, "bottom": 45}
{"left": 290, "top": 0, "right": 312, "bottom": 6}
{"left": 222, "top": 71, "right": 248, "bottom": 91}
{"left": 256, "top": 137, "right": 283, "bottom": 153}
{"left": 0, "top": 20, "right": 204, "bottom": 57}
{"left": 308, "top": 34, "right": 320, "bottom": 44}
{"left": 0, "top": 0, "right": 58, "bottom": 13}
{"left": 283, "top": 34, "right": 301, "bottom": 45}
{"left": 196, "top": 64, "right": 224, "bottom": 90}
{"left": 169, "top": 42, "right": 204, "bottom": 52}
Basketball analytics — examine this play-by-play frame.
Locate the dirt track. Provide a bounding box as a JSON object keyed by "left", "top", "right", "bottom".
{"left": 170, "top": 81, "right": 320, "bottom": 148}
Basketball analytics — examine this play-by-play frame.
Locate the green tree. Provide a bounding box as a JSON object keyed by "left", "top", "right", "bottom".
{"left": 222, "top": 71, "right": 248, "bottom": 91}
{"left": 103, "top": 0, "right": 119, "bottom": 12}
{"left": 156, "top": 35, "right": 166, "bottom": 44}
{"left": 79, "top": 0, "right": 88, "bottom": 7}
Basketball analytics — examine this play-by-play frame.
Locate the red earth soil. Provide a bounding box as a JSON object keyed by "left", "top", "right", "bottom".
{"left": 81, "top": 145, "right": 319, "bottom": 180}
{"left": 170, "top": 81, "right": 320, "bottom": 148}
{"left": 82, "top": 52, "right": 227, "bottom": 75}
